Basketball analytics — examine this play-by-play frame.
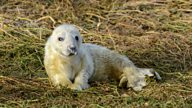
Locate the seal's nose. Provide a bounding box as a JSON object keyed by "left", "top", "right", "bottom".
{"left": 67, "top": 45, "right": 77, "bottom": 55}
{"left": 69, "top": 46, "right": 76, "bottom": 52}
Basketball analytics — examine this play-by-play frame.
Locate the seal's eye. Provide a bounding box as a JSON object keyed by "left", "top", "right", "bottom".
{"left": 58, "top": 37, "right": 64, "bottom": 41}
{"left": 75, "top": 36, "right": 79, "bottom": 41}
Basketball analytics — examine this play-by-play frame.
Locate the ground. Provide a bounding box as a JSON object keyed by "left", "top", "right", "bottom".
{"left": 0, "top": 0, "right": 192, "bottom": 107}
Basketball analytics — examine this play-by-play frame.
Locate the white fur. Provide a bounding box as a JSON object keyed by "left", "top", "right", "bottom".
{"left": 44, "top": 24, "right": 161, "bottom": 91}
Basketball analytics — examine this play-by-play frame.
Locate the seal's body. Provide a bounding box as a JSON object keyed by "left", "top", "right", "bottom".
{"left": 44, "top": 24, "right": 160, "bottom": 91}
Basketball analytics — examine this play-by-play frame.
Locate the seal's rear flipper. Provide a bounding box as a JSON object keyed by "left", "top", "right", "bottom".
{"left": 138, "top": 68, "right": 162, "bottom": 81}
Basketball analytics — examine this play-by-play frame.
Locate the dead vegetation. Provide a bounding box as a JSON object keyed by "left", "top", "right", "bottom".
{"left": 0, "top": 0, "right": 192, "bottom": 107}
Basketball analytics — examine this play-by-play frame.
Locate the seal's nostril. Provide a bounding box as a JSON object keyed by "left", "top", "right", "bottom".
{"left": 70, "top": 47, "right": 76, "bottom": 51}
{"left": 68, "top": 45, "right": 76, "bottom": 52}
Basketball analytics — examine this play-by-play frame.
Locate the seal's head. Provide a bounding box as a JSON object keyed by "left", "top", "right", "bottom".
{"left": 50, "top": 24, "right": 82, "bottom": 57}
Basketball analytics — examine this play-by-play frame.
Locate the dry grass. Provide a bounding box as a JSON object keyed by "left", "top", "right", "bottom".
{"left": 0, "top": 0, "right": 192, "bottom": 107}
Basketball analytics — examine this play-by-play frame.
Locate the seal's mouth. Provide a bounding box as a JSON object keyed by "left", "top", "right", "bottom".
{"left": 68, "top": 52, "right": 77, "bottom": 56}
{"left": 61, "top": 51, "right": 77, "bottom": 57}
